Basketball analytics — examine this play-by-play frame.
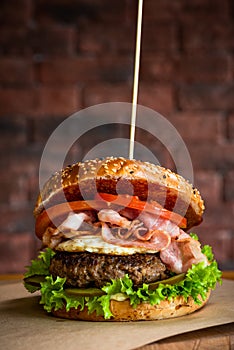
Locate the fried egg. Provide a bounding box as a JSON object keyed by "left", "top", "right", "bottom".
{"left": 56, "top": 235, "right": 156, "bottom": 255}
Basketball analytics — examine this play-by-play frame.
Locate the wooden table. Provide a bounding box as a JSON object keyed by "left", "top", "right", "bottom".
{"left": 136, "top": 323, "right": 234, "bottom": 349}
{"left": 1, "top": 272, "right": 234, "bottom": 350}
{"left": 137, "top": 271, "right": 234, "bottom": 350}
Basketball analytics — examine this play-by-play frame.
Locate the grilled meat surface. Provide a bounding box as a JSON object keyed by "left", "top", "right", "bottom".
{"left": 49, "top": 251, "right": 170, "bottom": 288}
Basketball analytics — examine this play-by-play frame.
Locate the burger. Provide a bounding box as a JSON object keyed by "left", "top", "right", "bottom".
{"left": 24, "top": 157, "right": 221, "bottom": 321}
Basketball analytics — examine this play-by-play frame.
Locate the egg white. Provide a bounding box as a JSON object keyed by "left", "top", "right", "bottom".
{"left": 56, "top": 235, "right": 156, "bottom": 255}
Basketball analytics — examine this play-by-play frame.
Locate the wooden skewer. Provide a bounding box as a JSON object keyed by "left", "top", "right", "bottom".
{"left": 129, "top": 0, "right": 144, "bottom": 160}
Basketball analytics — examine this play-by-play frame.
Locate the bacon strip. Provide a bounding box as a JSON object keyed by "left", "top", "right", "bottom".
{"left": 98, "top": 209, "right": 179, "bottom": 249}
{"left": 160, "top": 234, "right": 208, "bottom": 274}
{"left": 42, "top": 212, "right": 98, "bottom": 248}
{"left": 101, "top": 223, "right": 171, "bottom": 252}
{"left": 138, "top": 212, "right": 180, "bottom": 238}
{"left": 98, "top": 209, "right": 131, "bottom": 228}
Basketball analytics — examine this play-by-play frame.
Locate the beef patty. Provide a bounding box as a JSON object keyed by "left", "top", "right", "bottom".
{"left": 49, "top": 251, "right": 170, "bottom": 288}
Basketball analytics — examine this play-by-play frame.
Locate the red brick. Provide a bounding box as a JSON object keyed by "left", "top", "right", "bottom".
{"left": 0, "top": 232, "right": 36, "bottom": 273}
{"left": 0, "top": 152, "right": 40, "bottom": 207}
{"left": 142, "top": 23, "right": 179, "bottom": 53}
{"left": 35, "top": 0, "right": 128, "bottom": 25}
{"left": 39, "top": 57, "right": 98, "bottom": 83}
{"left": 0, "top": 174, "right": 12, "bottom": 205}
{"left": 0, "top": 28, "right": 31, "bottom": 55}
{"left": 0, "top": 0, "right": 233, "bottom": 272}
{"left": 227, "top": 113, "right": 234, "bottom": 140}
{"left": 5, "top": 148, "right": 41, "bottom": 175}
{"left": 182, "top": 19, "right": 234, "bottom": 53}
{"left": 9, "top": 175, "right": 31, "bottom": 208}
{"left": 138, "top": 84, "right": 175, "bottom": 115}
{"left": 91, "top": 1, "right": 133, "bottom": 24}
{"left": 193, "top": 214, "right": 234, "bottom": 268}
{"left": 188, "top": 143, "right": 234, "bottom": 171}
{"left": 0, "top": 87, "right": 36, "bottom": 116}
{"left": 134, "top": 129, "right": 174, "bottom": 168}
{"left": 27, "top": 173, "right": 40, "bottom": 204}
{"left": 196, "top": 228, "right": 234, "bottom": 269}
{"left": 0, "top": 206, "right": 34, "bottom": 235}
{"left": 140, "top": 54, "right": 176, "bottom": 82}
{"left": 0, "top": 146, "right": 48, "bottom": 201}
{"left": 0, "top": 175, "right": 28, "bottom": 207}
{"left": 193, "top": 171, "right": 223, "bottom": 207}
{"left": 33, "top": 116, "right": 69, "bottom": 143}
{"left": 84, "top": 83, "right": 132, "bottom": 106}
{"left": 39, "top": 55, "right": 132, "bottom": 84}
{"left": 29, "top": 25, "right": 76, "bottom": 56}
{"left": 0, "top": 116, "right": 27, "bottom": 149}
{"left": 167, "top": 112, "right": 224, "bottom": 142}
{"left": 231, "top": 56, "right": 234, "bottom": 81}
{"left": 144, "top": 0, "right": 183, "bottom": 20}
{"left": 0, "top": 57, "right": 34, "bottom": 85}
{"left": 178, "top": 84, "right": 234, "bottom": 110}
{"left": 64, "top": 143, "right": 84, "bottom": 169}
{"left": 79, "top": 23, "right": 135, "bottom": 54}
{"left": 8, "top": 161, "right": 39, "bottom": 208}
{"left": 224, "top": 171, "right": 234, "bottom": 201}
{"left": 35, "top": 0, "right": 84, "bottom": 25}
{"left": 0, "top": 0, "right": 32, "bottom": 26}
{"left": 193, "top": 201, "right": 234, "bottom": 254}
{"left": 35, "top": 85, "right": 81, "bottom": 117}
{"left": 182, "top": 0, "right": 230, "bottom": 20}
{"left": 98, "top": 56, "right": 133, "bottom": 83}
{"left": 0, "top": 147, "right": 42, "bottom": 204}
{"left": 74, "top": 123, "right": 131, "bottom": 161}
{"left": 176, "top": 54, "right": 232, "bottom": 83}
{"left": 202, "top": 202, "right": 234, "bottom": 231}
{"left": 0, "top": 25, "right": 76, "bottom": 56}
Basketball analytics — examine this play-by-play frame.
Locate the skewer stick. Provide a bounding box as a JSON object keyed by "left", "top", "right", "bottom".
{"left": 129, "top": 0, "right": 144, "bottom": 160}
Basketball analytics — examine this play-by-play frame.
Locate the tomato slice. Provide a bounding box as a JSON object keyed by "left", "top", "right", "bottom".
{"left": 96, "top": 193, "right": 161, "bottom": 211}
{"left": 35, "top": 194, "right": 187, "bottom": 240}
{"left": 96, "top": 193, "right": 187, "bottom": 228}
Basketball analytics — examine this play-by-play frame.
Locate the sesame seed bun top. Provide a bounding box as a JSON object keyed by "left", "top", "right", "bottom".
{"left": 34, "top": 157, "right": 204, "bottom": 230}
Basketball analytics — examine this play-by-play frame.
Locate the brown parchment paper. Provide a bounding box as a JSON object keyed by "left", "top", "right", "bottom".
{"left": 0, "top": 279, "right": 233, "bottom": 350}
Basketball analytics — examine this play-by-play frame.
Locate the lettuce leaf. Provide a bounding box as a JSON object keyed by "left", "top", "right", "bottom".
{"left": 24, "top": 248, "right": 55, "bottom": 278}
{"left": 190, "top": 232, "right": 199, "bottom": 240}
{"left": 24, "top": 245, "right": 222, "bottom": 320}
{"left": 202, "top": 245, "right": 214, "bottom": 262}
{"left": 40, "top": 275, "right": 85, "bottom": 313}
{"left": 24, "top": 248, "right": 55, "bottom": 293}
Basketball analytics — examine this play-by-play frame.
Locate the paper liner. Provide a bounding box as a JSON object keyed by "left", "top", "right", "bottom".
{"left": 0, "top": 279, "right": 233, "bottom": 350}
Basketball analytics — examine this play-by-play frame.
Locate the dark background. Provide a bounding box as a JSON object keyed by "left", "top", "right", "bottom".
{"left": 0, "top": 0, "right": 234, "bottom": 273}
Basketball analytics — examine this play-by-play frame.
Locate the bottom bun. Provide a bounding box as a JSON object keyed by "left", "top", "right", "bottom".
{"left": 51, "top": 291, "right": 211, "bottom": 322}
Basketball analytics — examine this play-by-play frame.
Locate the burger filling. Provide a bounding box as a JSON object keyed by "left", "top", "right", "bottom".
{"left": 38, "top": 194, "right": 208, "bottom": 276}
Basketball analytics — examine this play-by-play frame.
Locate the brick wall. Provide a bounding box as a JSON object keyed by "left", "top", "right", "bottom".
{"left": 0, "top": 0, "right": 234, "bottom": 273}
